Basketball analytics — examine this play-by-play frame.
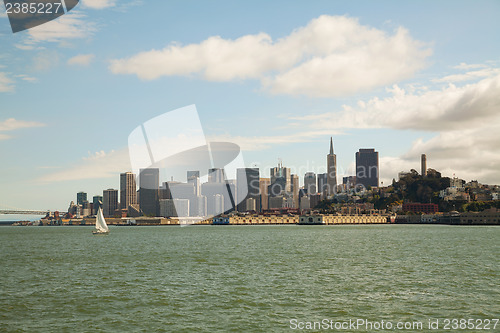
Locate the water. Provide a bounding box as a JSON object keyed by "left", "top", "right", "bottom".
{"left": 0, "top": 225, "right": 498, "bottom": 332}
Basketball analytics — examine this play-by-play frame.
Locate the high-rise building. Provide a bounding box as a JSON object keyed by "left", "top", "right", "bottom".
{"left": 259, "top": 178, "right": 270, "bottom": 211}
{"left": 327, "top": 137, "right": 337, "bottom": 196}
{"left": 92, "top": 195, "right": 102, "bottom": 215}
{"left": 270, "top": 162, "right": 291, "bottom": 193}
{"left": 160, "top": 198, "right": 189, "bottom": 217}
{"left": 120, "top": 172, "right": 137, "bottom": 209}
{"left": 317, "top": 173, "right": 327, "bottom": 196}
{"left": 77, "top": 191, "right": 87, "bottom": 205}
{"left": 187, "top": 171, "right": 201, "bottom": 196}
{"left": 304, "top": 172, "right": 317, "bottom": 194}
{"left": 421, "top": 154, "right": 427, "bottom": 177}
{"left": 201, "top": 182, "right": 235, "bottom": 215}
{"left": 291, "top": 174, "right": 299, "bottom": 208}
{"left": 356, "top": 149, "right": 379, "bottom": 188}
{"left": 103, "top": 189, "right": 118, "bottom": 218}
{"left": 208, "top": 168, "right": 225, "bottom": 183}
{"left": 139, "top": 168, "right": 159, "bottom": 216}
{"left": 236, "top": 168, "right": 260, "bottom": 212}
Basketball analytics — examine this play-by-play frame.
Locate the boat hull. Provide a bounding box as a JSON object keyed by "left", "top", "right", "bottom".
{"left": 92, "top": 230, "right": 109, "bottom": 235}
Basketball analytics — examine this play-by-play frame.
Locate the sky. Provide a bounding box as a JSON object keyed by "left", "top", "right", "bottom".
{"left": 1, "top": 0, "right": 500, "bottom": 211}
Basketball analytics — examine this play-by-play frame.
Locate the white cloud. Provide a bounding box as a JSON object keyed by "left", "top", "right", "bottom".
{"left": 26, "top": 11, "right": 96, "bottom": 43}
{"left": 0, "top": 118, "right": 45, "bottom": 140}
{"left": 0, "top": 72, "right": 15, "bottom": 92}
{"left": 67, "top": 53, "right": 95, "bottom": 66}
{"left": 433, "top": 67, "right": 500, "bottom": 83}
{"left": 38, "top": 148, "right": 131, "bottom": 183}
{"left": 81, "top": 0, "right": 116, "bottom": 9}
{"left": 293, "top": 72, "right": 500, "bottom": 132}
{"left": 110, "top": 15, "right": 431, "bottom": 97}
{"left": 31, "top": 50, "right": 60, "bottom": 71}
{"left": 15, "top": 74, "right": 38, "bottom": 82}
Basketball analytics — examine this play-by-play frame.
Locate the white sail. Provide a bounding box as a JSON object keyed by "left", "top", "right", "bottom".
{"left": 95, "top": 207, "right": 109, "bottom": 233}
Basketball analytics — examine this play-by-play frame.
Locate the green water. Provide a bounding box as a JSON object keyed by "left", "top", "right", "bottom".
{"left": 0, "top": 225, "right": 499, "bottom": 332}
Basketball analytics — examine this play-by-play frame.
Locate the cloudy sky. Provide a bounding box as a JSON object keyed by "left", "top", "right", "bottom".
{"left": 1, "top": 0, "right": 500, "bottom": 211}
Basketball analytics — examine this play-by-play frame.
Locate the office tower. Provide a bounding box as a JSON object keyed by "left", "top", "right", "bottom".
{"left": 201, "top": 182, "right": 235, "bottom": 215}
{"left": 92, "top": 195, "right": 103, "bottom": 215}
{"left": 356, "top": 148, "right": 379, "bottom": 188}
{"left": 259, "top": 178, "right": 270, "bottom": 211}
{"left": 304, "top": 172, "right": 317, "bottom": 194}
{"left": 317, "top": 173, "right": 327, "bottom": 196}
{"left": 214, "top": 194, "right": 224, "bottom": 216}
{"left": 208, "top": 168, "right": 225, "bottom": 183}
{"left": 160, "top": 198, "right": 189, "bottom": 217}
{"left": 300, "top": 196, "right": 311, "bottom": 210}
{"left": 270, "top": 162, "right": 291, "bottom": 192}
{"left": 309, "top": 193, "right": 321, "bottom": 209}
{"left": 103, "top": 189, "right": 118, "bottom": 218}
{"left": 291, "top": 174, "right": 299, "bottom": 208}
{"left": 326, "top": 137, "right": 337, "bottom": 196}
{"left": 187, "top": 170, "right": 200, "bottom": 196}
{"left": 77, "top": 192, "right": 87, "bottom": 205}
{"left": 236, "top": 168, "right": 260, "bottom": 212}
{"left": 120, "top": 172, "right": 137, "bottom": 209}
{"left": 139, "top": 168, "right": 159, "bottom": 216}
{"left": 193, "top": 195, "right": 207, "bottom": 217}
{"left": 421, "top": 154, "right": 427, "bottom": 177}
{"left": 246, "top": 197, "right": 256, "bottom": 211}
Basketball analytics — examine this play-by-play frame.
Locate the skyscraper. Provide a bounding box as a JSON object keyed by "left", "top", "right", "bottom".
{"left": 270, "top": 162, "right": 291, "bottom": 194}
{"left": 92, "top": 195, "right": 102, "bottom": 215}
{"left": 187, "top": 170, "right": 201, "bottom": 196}
{"left": 304, "top": 172, "right": 317, "bottom": 194}
{"left": 139, "top": 168, "right": 159, "bottom": 216}
{"left": 120, "top": 172, "right": 137, "bottom": 209}
{"left": 76, "top": 191, "right": 87, "bottom": 205}
{"left": 291, "top": 174, "right": 299, "bottom": 208}
{"left": 317, "top": 173, "right": 327, "bottom": 196}
{"left": 236, "top": 168, "right": 260, "bottom": 212}
{"left": 326, "top": 137, "right": 337, "bottom": 196}
{"left": 103, "top": 189, "right": 118, "bottom": 218}
{"left": 259, "top": 178, "right": 270, "bottom": 211}
{"left": 356, "top": 148, "right": 379, "bottom": 188}
{"left": 208, "top": 168, "right": 225, "bottom": 183}
{"left": 421, "top": 154, "right": 427, "bottom": 177}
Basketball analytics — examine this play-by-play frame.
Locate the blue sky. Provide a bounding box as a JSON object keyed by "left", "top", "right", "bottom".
{"left": 1, "top": 0, "right": 500, "bottom": 211}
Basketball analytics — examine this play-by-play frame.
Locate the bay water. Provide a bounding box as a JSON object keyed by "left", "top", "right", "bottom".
{"left": 0, "top": 225, "right": 498, "bottom": 332}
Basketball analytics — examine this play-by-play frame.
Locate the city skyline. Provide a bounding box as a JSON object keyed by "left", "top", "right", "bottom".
{"left": 1, "top": 1, "right": 500, "bottom": 211}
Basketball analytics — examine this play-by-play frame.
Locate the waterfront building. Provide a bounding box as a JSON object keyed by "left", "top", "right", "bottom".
{"left": 299, "top": 196, "right": 310, "bottom": 210}
{"left": 214, "top": 194, "right": 224, "bottom": 216}
{"left": 259, "top": 178, "right": 270, "bottom": 211}
{"left": 246, "top": 197, "right": 256, "bottom": 211}
{"left": 103, "top": 189, "right": 119, "bottom": 218}
{"left": 421, "top": 154, "right": 427, "bottom": 177}
{"left": 326, "top": 138, "right": 337, "bottom": 196}
{"left": 139, "top": 168, "right": 159, "bottom": 216}
{"left": 120, "top": 172, "right": 137, "bottom": 209}
{"left": 201, "top": 182, "right": 235, "bottom": 215}
{"left": 356, "top": 148, "right": 379, "bottom": 188}
{"left": 304, "top": 172, "right": 317, "bottom": 195}
{"left": 402, "top": 202, "right": 438, "bottom": 214}
{"left": 77, "top": 191, "right": 87, "bottom": 205}
{"left": 236, "top": 168, "right": 260, "bottom": 212}
{"left": 92, "top": 195, "right": 102, "bottom": 215}
{"left": 193, "top": 195, "right": 207, "bottom": 217}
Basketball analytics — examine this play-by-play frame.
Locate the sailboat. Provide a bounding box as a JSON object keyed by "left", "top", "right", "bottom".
{"left": 92, "top": 207, "right": 109, "bottom": 235}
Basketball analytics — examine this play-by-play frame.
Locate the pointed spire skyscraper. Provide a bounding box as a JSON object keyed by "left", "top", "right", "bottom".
{"left": 326, "top": 137, "right": 337, "bottom": 196}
